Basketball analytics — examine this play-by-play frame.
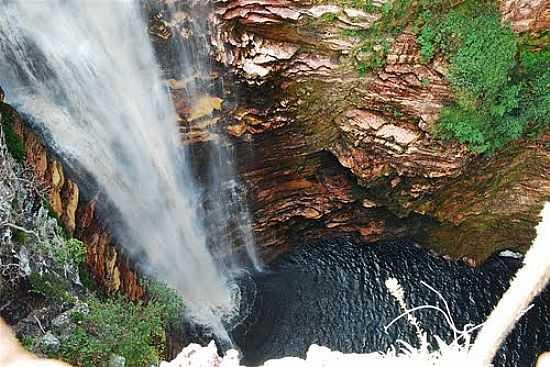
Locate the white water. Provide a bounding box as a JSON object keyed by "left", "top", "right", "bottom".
{"left": 160, "top": 2, "right": 261, "bottom": 272}
{"left": 0, "top": 0, "right": 235, "bottom": 339}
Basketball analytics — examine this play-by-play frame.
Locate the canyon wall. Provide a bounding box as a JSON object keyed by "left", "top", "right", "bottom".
{"left": 183, "top": 0, "right": 547, "bottom": 263}
{"left": 182, "top": 0, "right": 547, "bottom": 263}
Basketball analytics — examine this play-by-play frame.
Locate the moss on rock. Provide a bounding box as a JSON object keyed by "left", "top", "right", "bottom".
{"left": 0, "top": 103, "right": 26, "bottom": 162}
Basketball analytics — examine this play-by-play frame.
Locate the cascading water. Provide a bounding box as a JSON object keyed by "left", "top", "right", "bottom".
{"left": 157, "top": 1, "right": 262, "bottom": 273}
{"left": 0, "top": 0, "right": 248, "bottom": 342}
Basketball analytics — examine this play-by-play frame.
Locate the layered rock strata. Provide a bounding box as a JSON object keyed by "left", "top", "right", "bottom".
{"left": 202, "top": 0, "right": 549, "bottom": 263}
{"left": 500, "top": 0, "right": 550, "bottom": 33}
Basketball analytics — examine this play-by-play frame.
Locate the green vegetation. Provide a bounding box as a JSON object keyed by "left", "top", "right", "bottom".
{"left": 14, "top": 203, "right": 183, "bottom": 366}
{"left": 320, "top": 12, "right": 339, "bottom": 23}
{"left": 25, "top": 231, "right": 184, "bottom": 366}
{"left": 13, "top": 228, "right": 28, "bottom": 245}
{"left": 27, "top": 232, "right": 87, "bottom": 303}
{"left": 59, "top": 295, "right": 167, "bottom": 367}
{"left": 29, "top": 272, "right": 76, "bottom": 303}
{"left": 52, "top": 279, "right": 184, "bottom": 367}
{"left": 0, "top": 103, "right": 25, "bottom": 162}
{"left": 517, "top": 48, "right": 550, "bottom": 135}
{"left": 416, "top": 1, "right": 549, "bottom": 153}
{"left": 54, "top": 238, "right": 87, "bottom": 270}
{"left": 344, "top": 0, "right": 417, "bottom": 75}
{"left": 337, "top": 0, "right": 548, "bottom": 152}
{"left": 146, "top": 279, "right": 185, "bottom": 329}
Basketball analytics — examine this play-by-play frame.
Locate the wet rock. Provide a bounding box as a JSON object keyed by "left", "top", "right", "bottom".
{"left": 188, "top": 95, "right": 223, "bottom": 121}
{"left": 149, "top": 13, "right": 172, "bottom": 41}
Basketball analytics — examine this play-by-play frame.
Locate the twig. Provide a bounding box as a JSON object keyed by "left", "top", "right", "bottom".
{"left": 0, "top": 222, "right": 37, "bottom": 236}
{"left": 33, "top": 315, "right": 46, "bottom": 335}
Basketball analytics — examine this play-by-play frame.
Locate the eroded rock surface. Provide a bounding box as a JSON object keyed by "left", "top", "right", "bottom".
{"left": 500, "top": 0, "right": 550, "bottom": 33}
{"left": 211, "top": 0, "right": 379, "bottom": 84}
{"left": 419, "top": 135, "right": 550, "bottom": 264}
{"left": 201, "top": 0, "right": 476, "bottom": 258}
{"left": 205, "top": 0, "right": 548, "bottom": 263}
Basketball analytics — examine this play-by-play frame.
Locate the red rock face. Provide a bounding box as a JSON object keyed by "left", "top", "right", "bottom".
{"left": 204, "top": 0, "right": 473, "bottom": 255}
{"left": 330, "top": 32, "right": 471, "bottom": 184}
{"left": 500, "top": 0, "right": 550, "bottom": 33}
{"left": 206, "top": 0, "right": 549, "bottom": 263}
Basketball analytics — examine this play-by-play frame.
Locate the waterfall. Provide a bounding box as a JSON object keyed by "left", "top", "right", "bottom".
{"left": 158, "top": 1, "right": 262, "bottom": 272}
{"left": 0, "top": 0, "right": 248, "bottom": 341}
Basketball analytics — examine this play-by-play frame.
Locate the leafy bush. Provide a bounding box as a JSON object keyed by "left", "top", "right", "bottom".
{"left": 29, "top": 272, "right": 75, "bottom": 303}
{"left": 517, "top": 49, "right": 550, "bottom": 134}
{"left": 146, "top": 280, "right": 185, "bottom": 329}
{"left": 59, "top": 295, "right": 166, "bottom": 367}
{"left": 28, "top": 237, "right": 87, "bottom": 303}
{"left": 418, "top": 23, "right": 435, "bottom": 63}
{"left": 447, "top": 15, "right": 517, "bottom": 100}
{"left": 418, "top": 1, "right": 548, "bottom": 153}
{"left": 52, "top": 238, "right": 86, "bottom": 269}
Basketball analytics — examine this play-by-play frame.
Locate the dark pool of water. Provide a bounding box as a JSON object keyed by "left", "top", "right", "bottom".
{"left": 229, "top": 239, "right": 550, "bottom": 367}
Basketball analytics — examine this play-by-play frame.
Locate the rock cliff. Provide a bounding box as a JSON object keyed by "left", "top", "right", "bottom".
{"left": 191, "top": 0, "right": 548, "bottom": 262}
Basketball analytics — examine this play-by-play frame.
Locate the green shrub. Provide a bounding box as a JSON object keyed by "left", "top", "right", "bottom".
{"left": 13, "top": 228, "right": 28, "bottom": 245}
{"left": 418, "top": 24, "right": 435, "bottom": 63}
{"left": 59, "top": 295, "right": 166, "bottom": 367}
{"left": 419, "top": 1, "right": 547, "bottom": 153}
{"left": 53, "top": 238, "right": 86, "bottom": 269}
{"left": 517, "top": 49, "right": 550, "bottom": 134}
{"left": 4, "top": 124, "right": 25, "bottom": 162}
{"left": 447, "top": 15, "right": 517, "bottom": 100}
{"left": 145, "top": 280, "right": 185, "bottom": 329}
{"left": 27, "top": 234, "right": 87, "bottom": 302}
{"left": 320, "top": 12, "right": 338, "bottom": 23}
{"left": 0, "top": 104, "right": 25, "bottom": 162}
{"left": 29, "top": 272, "right": 75, "bottom": 303}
